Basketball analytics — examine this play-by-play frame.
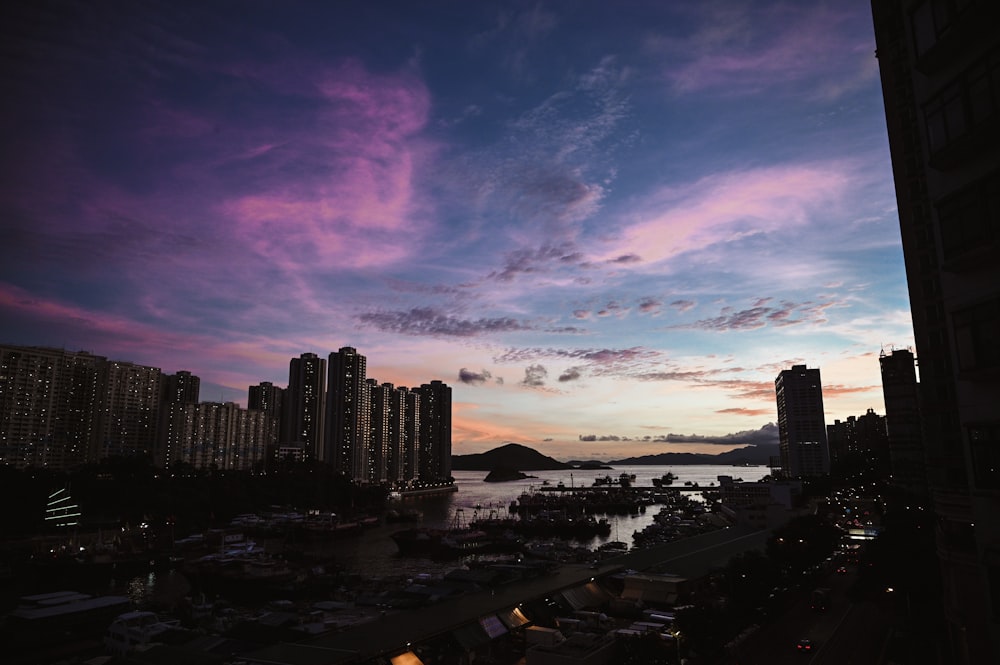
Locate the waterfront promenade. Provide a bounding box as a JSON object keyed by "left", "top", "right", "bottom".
{"left": 245, "top": 524, "right": 769, "bottom": 664}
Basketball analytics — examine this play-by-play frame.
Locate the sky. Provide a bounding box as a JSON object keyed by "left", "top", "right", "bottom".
{"left": 0, "top": 0, "right": 915, "bottom": 460}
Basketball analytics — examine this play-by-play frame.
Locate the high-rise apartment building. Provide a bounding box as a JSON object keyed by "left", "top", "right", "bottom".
{"left": 158, "top": 370, "right": 201, "bottom": 468}
{"left": 325, "top": 347, "right": 370, "bottom": 481}
{"left": 0, "top": 345, "right": 105, "bottom": 470}
{"left": 97, "top": 360, "right": 162, "bottom": 460}
{"left": 367, "top": 380, "right": 394, "bottom": 484}
{"left": 249, "top": 381, "right": 284, "bottom": 462}
{"left": 162, "top": 370, "right": 200, "bottom": 405}
{"left": 416, "top": 380, "right": 452, "bottom": 482}
{"left": 775, "top": 365, "right": 829, "bottom": 478}
{"left": 398, "top": 386, "right": 420, "bottom": 485}
{"left": 878, "top": 348, "right": 927, "bottom": 495}
{"left": 173, "top": 401, "right": 268, "bottom": 471}
{"left": 872, "top": 1, "right": 1000, "bottom": 660}
{"left": 282, "top": 353, "right": 326, "bottom": 461}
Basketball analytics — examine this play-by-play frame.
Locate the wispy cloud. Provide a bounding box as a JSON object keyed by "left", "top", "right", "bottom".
{"left": 652, "top": 3, "right": 876, "bottom": 100}
{"left": 578, "top": 423, "right": 778, "bottom": 446}
{"left": 360, "top": 307, "right": 532, "bottom": 337}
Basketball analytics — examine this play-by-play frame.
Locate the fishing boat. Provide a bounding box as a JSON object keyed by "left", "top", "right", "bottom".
{"left": 104, "top": 611, "right": 188, "bottom": 656}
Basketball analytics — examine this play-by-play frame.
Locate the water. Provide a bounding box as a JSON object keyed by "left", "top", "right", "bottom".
{"left": 311, "top": 464, "right": 766, "bottom": 577}
{"left": 113, "top": 464, "right": 767, "bottom": 602}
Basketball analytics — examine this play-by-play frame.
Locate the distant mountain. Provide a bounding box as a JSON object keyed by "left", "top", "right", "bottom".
{"left": 608, "top": 444, "right": 779, "bottom": 466}
{"left": 451, "top": 443, "right": 572, "bottom": 471}
{"left": 452, "top": 442, "right": 778, "bottom": 470}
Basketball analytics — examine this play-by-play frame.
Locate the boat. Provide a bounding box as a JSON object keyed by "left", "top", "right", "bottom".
{"left": 651, "top": 471, "right": 676, "bottom": 487}
{"left": 391, "top": 509, "right": 521, "bottom": 558}
{"left": 597, "top": 540, "right": 630, "bottom": 555}
{"left": 5, "top": 590, "right": 131, "bottom": 648}
{"left": 104, "top": 610, "right": 188, "bottom": 656}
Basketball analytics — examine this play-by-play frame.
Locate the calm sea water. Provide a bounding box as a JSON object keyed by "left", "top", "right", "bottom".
{"left": 113, "top": 464, "right": 767, "bottom": 604}
{"left": 295, "top": 464, "right": 766, "bottom": 578}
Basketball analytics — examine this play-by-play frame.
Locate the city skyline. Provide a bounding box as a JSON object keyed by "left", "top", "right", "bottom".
{"left": 0, "top": 1, "right": 914, "bottom": 459}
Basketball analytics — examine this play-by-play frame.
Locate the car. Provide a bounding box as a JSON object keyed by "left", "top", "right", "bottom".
{"left": 797, "top": 638, "right": 814, "bottom": 653}
{"left": 836, "top": 565, "right": 848, "bottom": 574}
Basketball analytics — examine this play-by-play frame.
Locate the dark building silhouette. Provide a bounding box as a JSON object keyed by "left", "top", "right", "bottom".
{"left": 158, "top": 370, "right": 201, "bottom": 468}
{"left": 879, "top": 348, "right": 927, "bottom": 495}
{"left": 775, "top": 365, "right": 829, "bottom": 478}
{"left": 416, "top": 380, "right": 452, "bottom": 483}
{"left": 872, "top": 0, "right": 1000, "bottom": 661}
{"left": 282, "top": 353, "right": 326, "bottom": 461}
{"left": 325, "top": 347, "right": 370, "bottom": 481}
{"left": 249, "top": 381, "right": 284, "bottom": 468}
{"left": 398, "top": 386, "right": 421, "bottom": 485}
{"left": 827, "top": 409, "right": 889, "bottom": 480}
{"left": 162, "top": 370, "right": 200, "bottom": 405}
{"left": 367, "top": 379, "right": 393, "bottom": 484}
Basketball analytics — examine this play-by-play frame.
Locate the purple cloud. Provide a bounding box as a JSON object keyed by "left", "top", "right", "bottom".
{"left": 521, "top": 364, "right": 549, "bottom": 387}
{"left": 558, "top": 367, "right": 582, "bottom": 382}
{"left": 459, "top": 368, "right": 493, "bottom": 385}
{"left": 360, "top": 308, "right": 531, "bottom": 337}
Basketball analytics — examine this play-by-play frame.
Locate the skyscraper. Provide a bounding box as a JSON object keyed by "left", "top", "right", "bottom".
{"left": 416, "top": 380, "right": 452, "bottom": 483}
{"left": 878, "top": 348, "right": 926, "bottom": 495}
{"left": 0, "top": 345, "right": 104, "bottom": 470}
{"left": 162, "top": 370, "right": 200, "bottom": 405}
{"left": 774, "top": 365, "right": 829, "bottom": 478}
{"left": 98, "top": 360, "right": 162, "bottom": 460}
{"left": 325, "top": 347, "right": 370, "bottom": 481}
{"left": 283, "top": 353, "right": 326, "bottom": 461}
{"left": 249, "top": 381, "right": 284, "bottom": 463}
{"left": 174, "top": 401, "right": 267, "bottom": 471}
{"left": 872, "top": 1, "right": 1000, "bottom": 660}
{"left": 158, "top": 370, "right": 201, "bottom": 467}
{"left": 367, "top": 380, "right": 394, "bottom": 484}
{"left": 398, "top": 386, "right": 420, "bottom": 485}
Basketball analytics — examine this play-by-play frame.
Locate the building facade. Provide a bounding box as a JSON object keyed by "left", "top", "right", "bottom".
{"left": 325, "top": 347, "right": 370, "bottom": 482}
{"left": 878, "top": 348, "right": 927, "bottom": 495}
{"left": 282, "top": 353, "right": 326, "bottom": 461}
{"left": 0, "top": 345, "right": 105, "bottom": 470}
{"left": 416, "top": 380, "right": 452, "bottom": 483}
{"left": 173, "top": 401, "right": 268, "bottom": 471}
{"left": 774, "top": 365, "right": 829, "bottom": 478}
{"left": 872, "top": 1, "right": 1000, "bottom": 661}
{"left": 249, "top": 381, "right": 284, "bottom": 464}
{"left": 97, "top": 360, "right": 162, "bottom": 460}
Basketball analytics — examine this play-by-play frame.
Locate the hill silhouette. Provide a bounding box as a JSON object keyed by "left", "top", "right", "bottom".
{"left": 608, "top": 444, "right": 778, "bottom": 466}
{"left": 452, "top": 442, "right": 778, "bottom": 470}
{"left": 450, "top": 443, "right": 571, "bottom": 471}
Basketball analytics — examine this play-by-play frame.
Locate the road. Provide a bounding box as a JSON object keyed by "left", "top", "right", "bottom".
{"left": 733, "top": 564, "right": 895, "bottom": 665}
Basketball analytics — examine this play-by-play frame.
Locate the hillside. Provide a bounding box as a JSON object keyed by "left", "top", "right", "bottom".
{"left": 451, "top": 442, "right": 778, "bottom": 470}
{"left": 608, "top": 444, "right": 778, "bottom": 466}
{"left": 450, "top": 443, "right": 571, "bottom": 471}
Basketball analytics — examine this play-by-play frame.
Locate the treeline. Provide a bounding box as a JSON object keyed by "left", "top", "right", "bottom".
{"left": 0, "top": 456, "right": 390, "bottom": 542}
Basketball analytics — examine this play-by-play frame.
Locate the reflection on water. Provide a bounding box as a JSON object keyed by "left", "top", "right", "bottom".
{"left": 109, "top": 464, "right": 765, "bottom": 604}
{"left": 112, "top": 569, "right": 191, "bottom": 608}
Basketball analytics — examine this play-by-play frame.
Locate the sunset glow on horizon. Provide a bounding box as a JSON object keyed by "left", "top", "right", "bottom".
{"left": 0, "top": 1, "right": 914, "bottom": 460}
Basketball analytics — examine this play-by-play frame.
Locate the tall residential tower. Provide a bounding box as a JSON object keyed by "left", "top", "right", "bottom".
{"left": 282, "top": 353, "right": 326, "bottom": 460}
{"left": 775, "top": 365, "right": 829, "bottom": 478}
{"left": 325, "top": 347, "right": 370, "bottom": 481}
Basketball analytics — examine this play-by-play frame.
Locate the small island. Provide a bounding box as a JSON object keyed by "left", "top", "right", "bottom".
{"left": 483, "top": 467, "right": 533, "bottom": 482}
